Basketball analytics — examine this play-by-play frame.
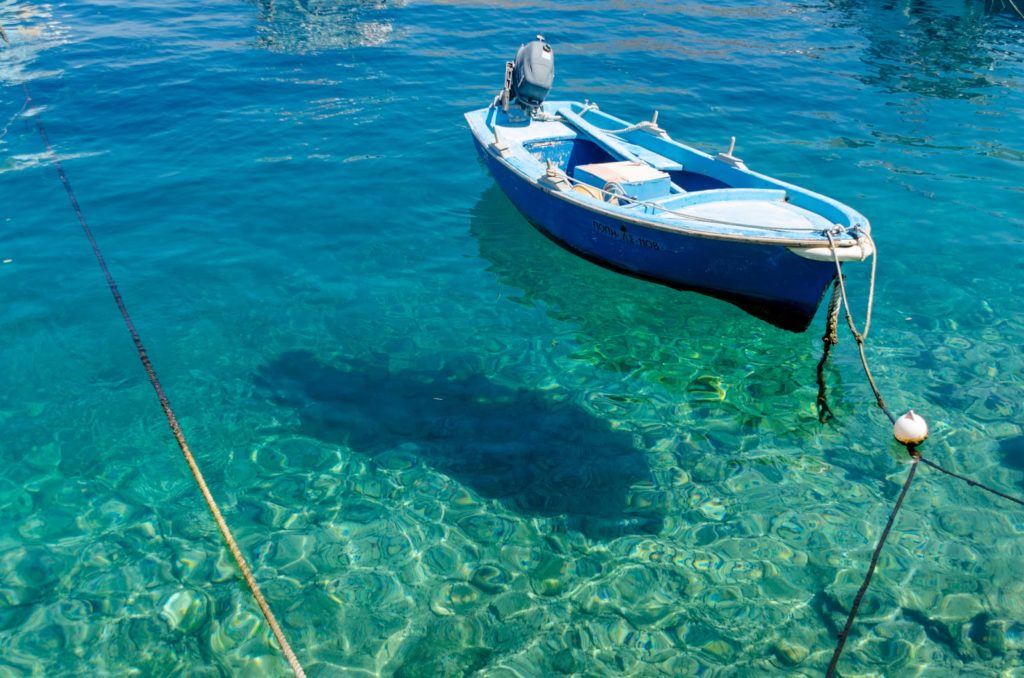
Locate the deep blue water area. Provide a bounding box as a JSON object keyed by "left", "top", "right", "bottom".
{"left": 2, "top": 0, "right": 1023, "bottom": 675}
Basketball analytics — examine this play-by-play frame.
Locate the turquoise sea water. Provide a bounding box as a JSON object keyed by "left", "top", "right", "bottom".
{"left": 2, "top": 0, "right": 1023, "bottom": 674}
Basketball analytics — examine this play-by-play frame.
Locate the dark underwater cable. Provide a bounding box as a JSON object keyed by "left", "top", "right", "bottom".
{"left": 822, "top": 446, "right": 1024, "bottom": 675}
{"left": 919, "top": 457, "right": 1024, "bottom": 507}
{"left": 17, "top": 83, "right": 306, "bottom": 677}
{"left": 826, "top": 452, "right": 920, "bottom": 678}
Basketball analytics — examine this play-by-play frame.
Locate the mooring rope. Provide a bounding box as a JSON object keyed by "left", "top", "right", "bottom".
{"left": 7, "top": 67, "right": 306, "bottom": 677}
{"left": 919, "top": 457, "right": 1024, "bottom": 507}
{"left": 822, "top": 446, "right": 1024, "bottom": 676}
{"left": 819, "top": 232, "right": 1024, "bottom": 675}
{"left": 825, "top": 228, "right": 891, "bottom": 421}
{"left": 815, "top": 280, "right": 842, "bottom": 423}
{"left": 600, "top": 118, "right": 669, "bottom": 137}
{"left": 825, "top": 450, "right": 920, "bottom": 678}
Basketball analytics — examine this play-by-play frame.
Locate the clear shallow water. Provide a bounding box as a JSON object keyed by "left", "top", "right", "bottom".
{"left": 1, "top": 0, "right": 1022, "bottom": 674}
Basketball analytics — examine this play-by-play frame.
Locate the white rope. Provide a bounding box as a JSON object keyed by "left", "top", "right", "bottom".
{"left": 826, "top": 227, "right": 877, "bottom": 340}
{"left": 599, "top": 121, "right": 669, "bottom": 138}
{"left": 574, "top": 103, "right": 668, "bottom": 135}
{"left": 824, "top": 226, "right": 894, "bottom": 419}
{"left": 533, "top": 111, "right": 565, "bottom": 122}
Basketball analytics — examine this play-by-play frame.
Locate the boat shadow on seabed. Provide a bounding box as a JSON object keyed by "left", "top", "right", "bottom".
{"left": 254, "top": 350, "right": 666, "bottom": 541}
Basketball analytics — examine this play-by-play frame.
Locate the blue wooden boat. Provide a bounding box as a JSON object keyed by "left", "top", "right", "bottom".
{"left": 465, "top": 37, "right": 873, "bottom": 331}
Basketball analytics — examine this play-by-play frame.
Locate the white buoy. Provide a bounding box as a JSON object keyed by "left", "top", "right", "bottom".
{"left": 893, "top": 410, "right": 929, "bottom": 445}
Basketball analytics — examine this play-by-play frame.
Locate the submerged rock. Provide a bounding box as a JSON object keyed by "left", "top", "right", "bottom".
{"left": 770, "top": 638, "right": 809, "bottom": 667}
{"left": 530, "top": 554, "right": 572, "bottom": 596}
{"left": 159, "top": 588, "right": 209, "bottom": 634}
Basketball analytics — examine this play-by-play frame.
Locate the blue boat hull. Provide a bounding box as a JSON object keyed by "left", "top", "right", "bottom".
{"left": 471, "top": 137, "right": 838, "bottom": 331}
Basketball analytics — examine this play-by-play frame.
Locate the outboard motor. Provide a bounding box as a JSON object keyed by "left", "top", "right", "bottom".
{"left": 498, "top": 35, "right": 554, "bottom": 116}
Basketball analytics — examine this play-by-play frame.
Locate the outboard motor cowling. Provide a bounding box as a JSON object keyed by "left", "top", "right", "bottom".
{"left": 510, "top": 36, "right": 554, "bottom": 113}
